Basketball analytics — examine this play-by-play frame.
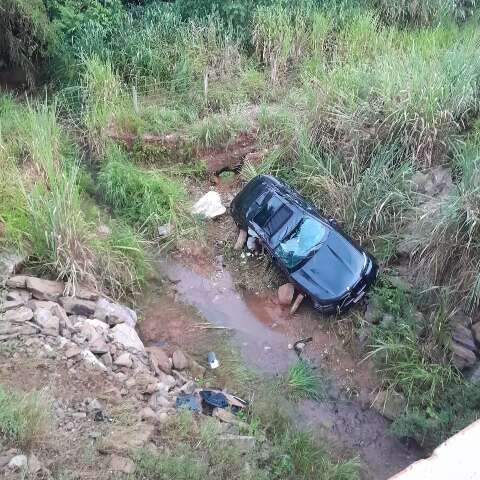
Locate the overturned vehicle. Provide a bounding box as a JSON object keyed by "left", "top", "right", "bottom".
{"left": 231, "top": 175, "right": 378, "bottom": 314}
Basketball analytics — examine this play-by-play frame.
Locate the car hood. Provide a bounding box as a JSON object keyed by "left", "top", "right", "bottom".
{"left": 290, "top": 232, "right": 366, "bottom": 301}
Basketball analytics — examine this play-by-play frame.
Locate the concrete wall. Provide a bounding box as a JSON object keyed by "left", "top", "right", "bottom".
{"left": 389, "top": 419, "right": 480, "bottom": 480}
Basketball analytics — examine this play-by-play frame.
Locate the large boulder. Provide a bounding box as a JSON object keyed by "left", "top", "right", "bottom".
{"left": 25, "top": 277, "right": 64, "bottom": 301}
{"left": 111, "top": 324, "right": 145, "bottom": 352}
{"left": 0, "top": 299, "right": 24, "bottom": 312}
{"left": 94, "top": 298, "right": 137, "bottom": 327}
{"left": 59, "top": 297, "right": 96, "bottom": 317}
{"left": 191, "top": 191, "right": 226, "bottom": 219}
{"left": 6, "top": 275, "right": 29, "bottom": 289}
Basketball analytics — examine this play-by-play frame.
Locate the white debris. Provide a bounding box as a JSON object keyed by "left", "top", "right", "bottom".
{"left": 191, "top": 191, "right": 226, "bottom": 219}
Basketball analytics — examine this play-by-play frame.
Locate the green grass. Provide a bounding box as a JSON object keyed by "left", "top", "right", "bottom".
{"left": 0, "top": 385, "right": 50, "bottom": 448}
{"left": 97, "top": 144, "right": 186, "bottom": 237}
{"left": 283, "top": 360, "right": 322, "bottom": 401}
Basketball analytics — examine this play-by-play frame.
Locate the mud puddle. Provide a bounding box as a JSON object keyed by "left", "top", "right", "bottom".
{"left": 144, "top": 258, "right": 422, "bottom": 479}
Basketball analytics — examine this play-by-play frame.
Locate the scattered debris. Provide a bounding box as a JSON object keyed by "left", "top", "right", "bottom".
{"left": 208, "top": 351, "right": 219, "bottom": 369}
{"left": 200, "top": 390, "right": 229, "bottom": 409}
{"left": 293, "top": 337, "right": 313, "bottom": 357}
{"left": 176, "top": 393, "right": 201, "bottom": 412}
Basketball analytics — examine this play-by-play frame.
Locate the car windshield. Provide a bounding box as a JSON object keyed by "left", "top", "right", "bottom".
{"left": 274, "top": 217, "right": 328, "bottom": 269}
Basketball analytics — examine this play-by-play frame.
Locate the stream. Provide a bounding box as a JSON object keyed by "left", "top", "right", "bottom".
{"left": 142, "top": 258, "right": 422, "bottom": 479}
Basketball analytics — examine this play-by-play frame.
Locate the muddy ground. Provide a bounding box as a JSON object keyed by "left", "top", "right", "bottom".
{"left": 137, "top": 176, "right": 423, "bottom": 480}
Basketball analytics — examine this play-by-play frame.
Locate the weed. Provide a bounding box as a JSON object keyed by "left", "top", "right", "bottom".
{"left": 283, "top": 360, "right": 322, "bottom": 401}
{"left": 0, "top": 385, "right": 50, "bottom": 447}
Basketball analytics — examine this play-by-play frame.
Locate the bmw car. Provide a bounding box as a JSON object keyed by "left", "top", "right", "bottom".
{"left": 230, "top": 175, "right": 378, "bottom": 314}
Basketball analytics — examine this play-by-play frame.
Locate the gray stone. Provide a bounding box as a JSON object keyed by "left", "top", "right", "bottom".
{"left": 365, "top": 297, "right": 383, "bottom": 324}
{"left": 472, "top": 322, "right": 480, "bottom": 344}
{"left": 188, "top": 358, "right": 206, "bottom": 379}
{"left": 180, "top": 380, "right": 197, "bottom": 395}
{"left": 149, "top": 392, "right": 173, "bottom": 411}
{"left": 452, "top": 325, "right": 477, "bottom": 352}
{"left": 8, "top": 455, "right": 28, "bottom": 470}
{"left": 109, "top": 454, "right": 136, "bottom": 474}
{"left": 4, "top": 306, "right": 33, "bottom": 323}
{"left": 452, "top": 342, "right": 477, "bottom": 370}
{"left": 172, "top": 349, "right": 189, "bottom": 370}
{"left": 370, "top": 390, "right": 406, "bottom": 421}
{"left": 213, "top": 408, "right": 248, "bottom": 428}
{"left": 0, "top": 251, "right": 24, "bottom": 285}
{"left": 65, "top": 345, "right": 82, "bottom": 359}
{"left": 278, "top": 283, "right": 294, "bottom": 306}
{"left": 60, "top": 296, "right": 96, "bottom": 317}
{"left": 86, "top": 398, "right": 104, "bottom": 413}
{"left": 140, "top": 407, "right": 158, "bottom": 424}
{"left": 98, "top": 424, "right": 155, "bottom": 455}
{"left": 82, "top": 350, "right": 107, "bottom": 370}
{"left": 28, "top": 300, "right": 69, "bottom": 324}
{"left": 89, "top": 335, "right": 109, "bottom": 355}
{"left": 111, "top": 324, "right": 145, "bottom": 352}
{"left": 157, "top": 223, "right": 172, "bottom": 238}
{"left": 100, "top": 352, "right": 113, "bottom": 367}
{"left": 468, "top": 363, "right": 480, "bottom": 384}
{"left": 33, "top": 308, "right": 60, "bottom": 336}
{"left": 25, "top": 276, "right": 64, "bottom": 301}
{"left": 94, "top": 298, "right": 137, "bottom": 327}
{"left": 114, "top": 352, "right": 133, "bottom": 368}
{"left": 6, "top": 289, "right": 31, "bottom": 302}
{"left": 75, "top": 286, "right": 98, "bottom": 301}
{"left": 1, "top": 299, "right": 24, "bottom": 312}
{"left": 146, "top": 346, "right": 172, "bottom": 374}
{"left": 6, "top": 275, "right": 28, "bottom": 289}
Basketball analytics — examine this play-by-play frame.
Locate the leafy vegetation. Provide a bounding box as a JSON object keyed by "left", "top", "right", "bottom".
{"left": 283, "top": 360, "right": 323, "bottom": 401}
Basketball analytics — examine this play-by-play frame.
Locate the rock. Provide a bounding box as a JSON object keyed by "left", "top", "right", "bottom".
{"left": 172, "top": 349, "right": 189, "bottom": 370}
{"left": 472, "top": 322, "right": 480, "bottom": 344}
{"left": 278, "top": 283, "right": 295, "bottom": 306}
{"left": 98, "top": 424, "right": 155, "bottom": 455}
{"left": 114, "top": 352, "right": 133, "bottom": 368}
{"left": 6, "top": 275, "right": 28, "bottom": 289}
{"left": 111, "top": 324, "right": 145, "bottom": 352}
{"left": 86, "top": 398, "right": 104, "bottom": 413}
{"left": 0, "top": 251, "right": 24, "bottom": 284}
{"left": 140, "top": 407, "right": 158, "bottom": 424}
{"left": 75, "top": 286, "right": 98, "bottom": 301}
{"left": 411, "top": 166, "right": 453, "bottom": 198}
{"left": 33, "top": 308, "right": 60, "bottom": 336}
{"left": 191, "top": 191, "right": 226, "bottom": 219}
{"left": 60, "top": 296, "right": 96, "bottom": 317}
{"left": 100, "top": 352, "right": 113, "bottom": 367}
{"left": 25, "top": 276, "right": 64, "bottom": 301}
{"left": 94, "top": 298, "right": 137, "bottom": 327}
{"left": 180, "top": 380, "right": 197, "bottom": 395}
{"left": 27, "top": 454, "right": 44, "bottom": 476}
{"left": 149, "top": 392, "right": 173, "bottom": 411}
{"left": 157, "top": 223, "right": 172, "bottom": 238}
{"left": 188, "top": 358, "right": 206, "bottom": 379}
{"left": 218, "top": 434, "right": 255, "bottom": 453}
{"left": 5, "top": 306, "right": 33, "bottom": 323}
{"left": 89, "top": 335, "right": 109, "bottom": 355}
{"left": 212, "top": 408, "right": 247, "bottom": 428}
{"left": 109, "top": 454, "right": 136, "bottom": 474}
{"left": 1, "top": 299, "right": 24, "bottom": 312}
{"left": 452, "top": 343, "right": 477, "bottom": 370}
{"left": 7, "top": 289, "right": 32, "bottom": 302}
{"left": 158, "top": 412, "right": 169, "bottom": 424}
{"left": 468, "top": 363, "right": 480, "bottom": 384}
{"left": 82, "top": 350, "right": 107, "bottom": 370}
{"left": 365, "top": 298, "right": 383, "bottom": 324}
{"left": 453, "top": 324, "right": 477, "bottom": 352}
{"left": 157, "top": 371, "right": 176, "bottom": 389}
{"left": 146, "top": 346, "right": 172, "bottom": 374}
{"left": 8, "top": 454, "right": 28, "bottom": 470}
{"left": 370, "top": 390, "right": 406, "bottom": 421}
{"left": 65, "top": 345, "right": 82, "bottom": 359}
{"left": 135, "top": 373, "right": 160, "bottom": 394}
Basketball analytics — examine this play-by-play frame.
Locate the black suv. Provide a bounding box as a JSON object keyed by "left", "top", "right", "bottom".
{"left": 231, "top": 175, "right": 377, "bottom": 313}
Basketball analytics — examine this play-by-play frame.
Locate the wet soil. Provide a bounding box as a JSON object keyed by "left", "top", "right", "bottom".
{"left": 140, "top": 257, "right": 423, "bottom": 480}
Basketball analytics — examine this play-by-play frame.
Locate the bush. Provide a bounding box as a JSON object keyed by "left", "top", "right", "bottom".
{"left": 0, "top": 385, "right": 50, "bottom": 447}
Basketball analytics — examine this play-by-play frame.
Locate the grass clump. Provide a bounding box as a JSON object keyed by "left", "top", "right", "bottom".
{"left": 283, "top": 360, "right": 322, "bottom": 401}
{"left": 98, "top": 144, "right": 186, "bottom": 236}
{"left": 0, "top": 385, "right": 50, "bottom": 448}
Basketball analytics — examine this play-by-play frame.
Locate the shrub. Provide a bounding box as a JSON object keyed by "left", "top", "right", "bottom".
{"left": 0, "top": 385, "right": 50, "bottom": 447}
{"left": 283, "top": 360, "right": 322, "bottom": 401}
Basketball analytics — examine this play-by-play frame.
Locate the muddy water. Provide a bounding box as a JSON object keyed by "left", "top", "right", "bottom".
{"left": 151, "top": 259, "right": 422, "bottom": 480}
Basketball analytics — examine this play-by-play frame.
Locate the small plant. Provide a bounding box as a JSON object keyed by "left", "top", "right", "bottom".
{"left": 0, "top": 385, "right": 50, "bottom": 447}
{"left": 283, "top": 360, "right": 322, "bottom": 401}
